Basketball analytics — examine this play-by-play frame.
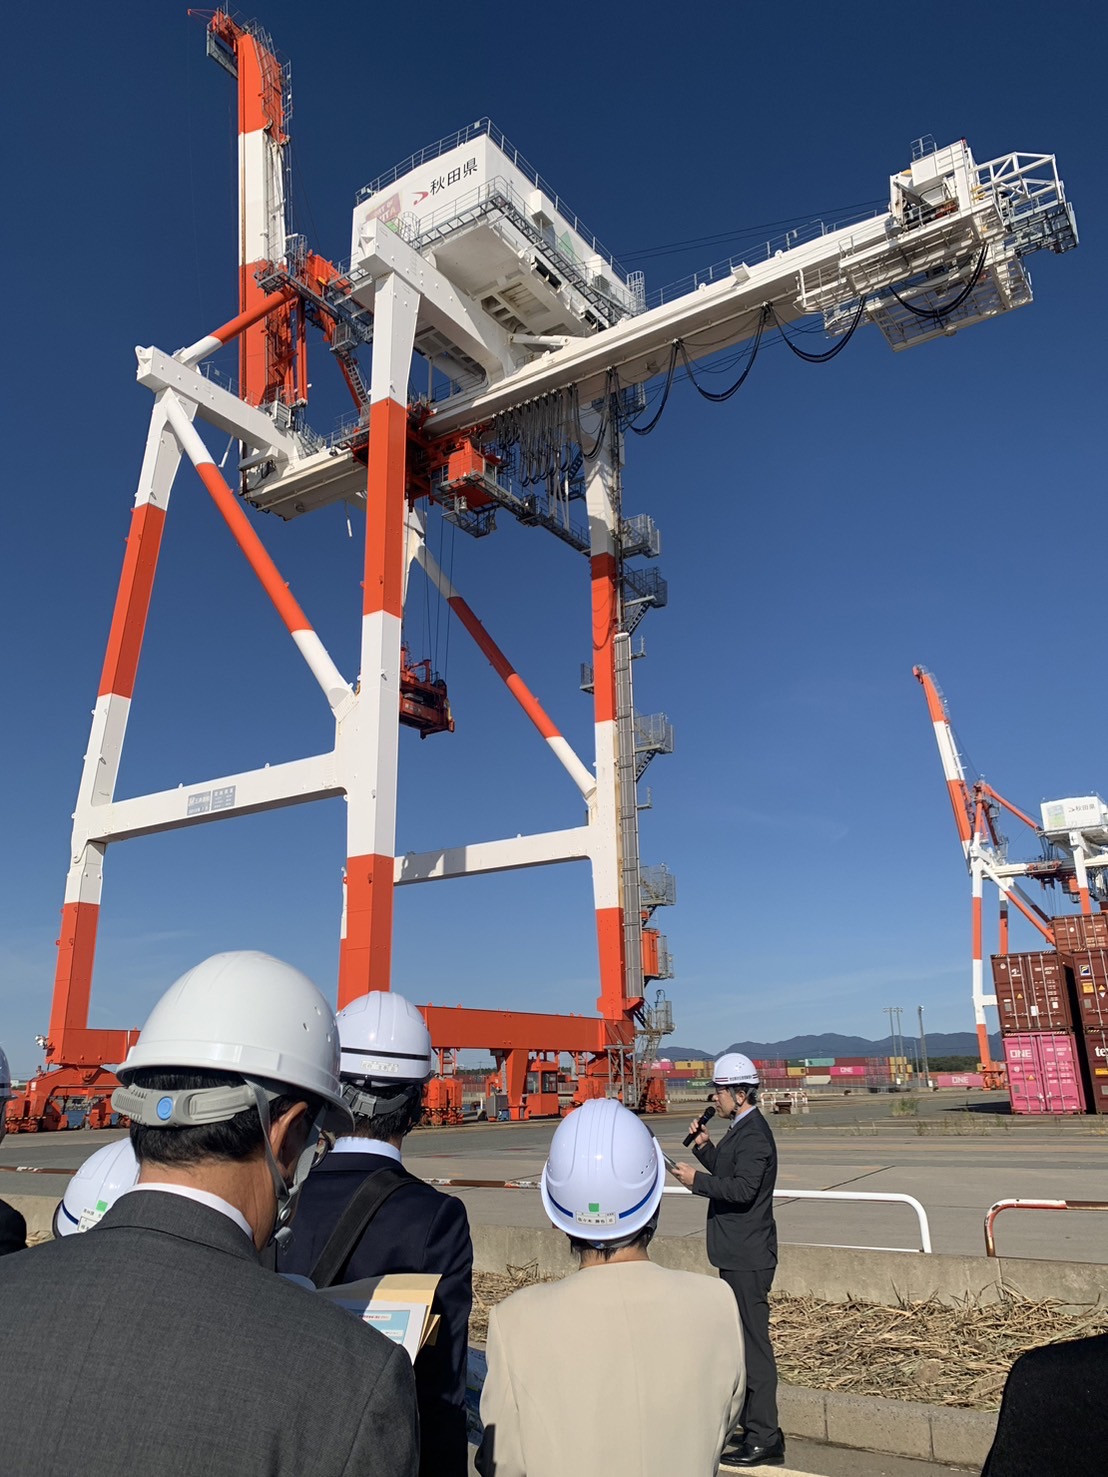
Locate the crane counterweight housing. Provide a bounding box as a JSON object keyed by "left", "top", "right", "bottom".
{"left": 351, "top": 121, "right": 638, "bottom": 382}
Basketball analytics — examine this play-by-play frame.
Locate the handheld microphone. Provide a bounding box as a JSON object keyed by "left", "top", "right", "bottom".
{"left": 682, "top": 1105, "right": 716, "bottom": 1148}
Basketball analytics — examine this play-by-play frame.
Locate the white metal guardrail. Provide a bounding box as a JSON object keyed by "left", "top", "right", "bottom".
{"left": 983, "top": 1197, "right": 1108, "bottom": 1257}
{"left": 663, "top": 1186, "right": 932, "bottom": 1254}
{"left": 420, "top": 1178, "right": 933, "bottom": 1254}
{"left": 6, "top": 1163, "right": 932, "bottom": 1254}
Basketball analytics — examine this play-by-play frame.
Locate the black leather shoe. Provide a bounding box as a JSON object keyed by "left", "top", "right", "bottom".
{"left": 729, "top": 1430, "right": 786, "bottom": 1466}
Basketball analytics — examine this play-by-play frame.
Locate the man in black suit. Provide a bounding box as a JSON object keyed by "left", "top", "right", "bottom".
{"left": 280, "top": 989, "right": 473, "bottom": 1477}
{"left": 671, "top": 1052, "right": 783, "bottom": 1467}
{"left": 982, "top": 1333, "right": 1108, "bottom": 1476}
{"left": 0, "top": 952, "right": 419, "bottom": 1477}
{"left": 0, "top": 1045, "right": 29, "bottom": 1256}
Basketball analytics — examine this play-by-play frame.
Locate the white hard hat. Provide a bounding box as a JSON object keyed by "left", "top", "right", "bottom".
{"left": 541, "top": 1098, "right": 665, "bottom": 1243}
{"left": 53, "top": 1138, "right": 139, "bottom": 1237}
{"left": 114, "top": 951, "right": 349, "bottom": 1129}
{"left": 111, "top": 952, "right": 352, "bottom": 1247}
{"left": 713, "top": 1052, "right": 759, "bottom": 1086}
{"left": 336, "top": 990, "right": 433, "bottom": 1119}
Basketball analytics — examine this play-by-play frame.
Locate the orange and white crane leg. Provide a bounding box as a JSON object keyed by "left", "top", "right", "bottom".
{"left": 970, "top": 856, "right": 993, "bottom": 1071}
{"left": 413, "top": 533, "right": 595, "bottom": 800}
{"left": 583, "top": 423, "right": 632, "bottom": 1022}
{"left": 49, "top": 399, "right": 188, "bottom": 1063}
{"left": 338, "top": 276, "right": 419, "bottom": 1006}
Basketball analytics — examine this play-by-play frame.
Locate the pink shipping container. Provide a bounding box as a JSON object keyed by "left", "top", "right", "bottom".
{"left": 1003, "top": 1033, "right": 1087, "bottom": 1114}
{"left": 933, "top": 1072, "right": 985, "bottom": 1088}
{"left": 1079, "top": 1029, "right": 1108, "bottom": 1115}
{"left": 829, "top": 1065, "right": 866, "bottom": 1077}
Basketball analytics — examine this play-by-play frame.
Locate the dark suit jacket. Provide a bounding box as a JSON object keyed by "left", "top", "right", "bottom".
{"left": 692, "top": 1108, "right": 778, "bottom": 1271}
{"left": 0, "top": 1196, "right": 27, "bottom": 1256}
{"left": 280, "top": 1150, "right": 474, "bottom": 1477}
{"left": 981, "top": 1333, "right": 1108, "bottom": 1476}
{"left": 0, "top": 1189, "right": 418, "bottom": 1477}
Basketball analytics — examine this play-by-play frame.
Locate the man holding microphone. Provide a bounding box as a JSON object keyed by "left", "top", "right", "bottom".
{"left": 670, "top": 1053, "right": 784, "bottom": 1467}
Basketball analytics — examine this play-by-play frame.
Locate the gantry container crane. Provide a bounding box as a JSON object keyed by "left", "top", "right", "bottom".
{"left": 914, "top": 667, "right": 1107, "bottom": 1085}
{"left": 6, "top": 10, "right": 1078, "bottom": 1130}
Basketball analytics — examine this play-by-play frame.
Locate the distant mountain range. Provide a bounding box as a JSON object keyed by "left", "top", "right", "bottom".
{"left": 665, "top": 1031, "right": 1002, "bottom": 1062}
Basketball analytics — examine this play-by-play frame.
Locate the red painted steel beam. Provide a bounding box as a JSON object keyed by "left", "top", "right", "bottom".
{"left": 420, "top": 1006, "right": 633, "bottom": 1054}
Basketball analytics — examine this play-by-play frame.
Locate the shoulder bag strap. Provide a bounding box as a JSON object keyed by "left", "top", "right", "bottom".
{"left": 309, "top": 1164, "right": 416, "bottom": 1289}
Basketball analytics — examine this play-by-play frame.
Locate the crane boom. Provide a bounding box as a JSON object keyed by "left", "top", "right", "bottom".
{"left": 425, "top": 142, "right": 1074, "bottom": 436}
{"left": 234, "top": 132, "right": 1075, "bottom": 516}
{"left": 913, "top": 665, "right": 975, "bottom": 863}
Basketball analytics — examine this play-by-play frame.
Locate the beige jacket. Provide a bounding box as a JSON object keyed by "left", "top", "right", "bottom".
{"left": 478, "top": 1259, "right": 745, "bottom": 1477}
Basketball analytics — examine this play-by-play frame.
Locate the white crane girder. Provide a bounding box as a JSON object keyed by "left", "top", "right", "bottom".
{"left": 176, "top": 138, "right": 1073, "bottom": 514}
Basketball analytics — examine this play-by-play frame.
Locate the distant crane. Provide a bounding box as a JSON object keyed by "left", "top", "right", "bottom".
{"left": 913, "top": 666, "right": 1108, "bottom": 1083}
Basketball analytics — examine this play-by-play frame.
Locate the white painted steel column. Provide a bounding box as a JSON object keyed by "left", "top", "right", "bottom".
{"left": 583, "top": 415, "right": 634, "bottom": 1020}
{"left": 337, "top": 274, "right": 419, "bottom": 1005}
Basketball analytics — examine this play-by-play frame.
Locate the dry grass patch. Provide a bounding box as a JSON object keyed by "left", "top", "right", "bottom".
{"left": 469, "top": 1265, "right": 1108, "bottom": 1411}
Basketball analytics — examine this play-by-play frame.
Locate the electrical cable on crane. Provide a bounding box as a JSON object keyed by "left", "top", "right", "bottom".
{"left": 886, "top": 247, "right": 990, "bottom": 321}
{"left": 676, "top": 309, "right": 770, "bottom": 400}
{"left": 769, "top": 296, "right": 868, "bottom": 364}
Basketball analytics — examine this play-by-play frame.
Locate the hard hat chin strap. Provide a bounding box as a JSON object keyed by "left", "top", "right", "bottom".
{"left": 247, "top": 1081, "right": 323, "bottom": 1251}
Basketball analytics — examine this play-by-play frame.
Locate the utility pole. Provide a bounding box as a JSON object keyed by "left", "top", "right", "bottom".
{"left": 918, "top": 1005, "right": 931, "bottom": 1088}
{"left": 892, "top": 1005, "right": 906, "bottom": 1084}
{"left": 883, "top": 1005, "right": 900, "bottom": 1086}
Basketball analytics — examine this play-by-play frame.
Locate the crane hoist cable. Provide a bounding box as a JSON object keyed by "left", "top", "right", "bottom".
{"left": 615, "top": 197, "right": 886, "bottom": 264}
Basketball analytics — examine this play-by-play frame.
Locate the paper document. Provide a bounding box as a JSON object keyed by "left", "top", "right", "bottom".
{"left": 318, "top": 1272, "right": 441, "bottom": 1364}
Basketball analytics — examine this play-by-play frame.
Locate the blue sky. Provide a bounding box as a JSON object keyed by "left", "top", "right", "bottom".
{"left": 1, "top": 1, "right": 1102, "bottom": 1076}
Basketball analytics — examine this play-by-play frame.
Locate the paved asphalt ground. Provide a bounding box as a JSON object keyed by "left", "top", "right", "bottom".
{"left": 4, "top": 1091, "right": 1107, "bottom": 1262}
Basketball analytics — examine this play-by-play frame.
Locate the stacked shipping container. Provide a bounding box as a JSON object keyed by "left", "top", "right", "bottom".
{"left": 993, "top": 948, "right": 1085, "bottom": 1114}
{"left": 1055, "top": 914, "right": 1108, "bottom": 1115}
{"left": 992, "top": 918, "right": 1108, "bottom": 1115}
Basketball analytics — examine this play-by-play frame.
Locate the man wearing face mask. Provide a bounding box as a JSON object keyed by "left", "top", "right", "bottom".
{"left": 0, "top": 951, "right": 418, "bottom": 1477}
{"left": 670, "top": 1052, "right": 782, "bottom": 1467}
